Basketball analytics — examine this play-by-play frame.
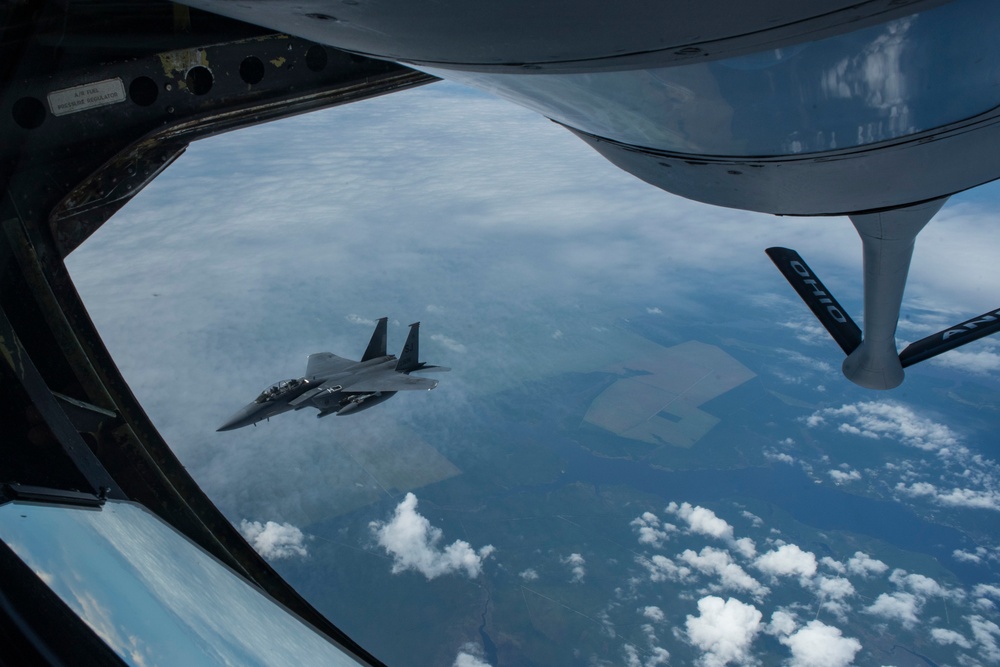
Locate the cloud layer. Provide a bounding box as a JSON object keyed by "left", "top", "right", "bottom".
{"left": 778, "top": 620, "right": 861, "bottom": 667}
{"left": 807, "top": 399, "right": 1000, "bottom": 512}
{"left": 685, "top": 596, "right": 761, "bottom": 667}
{"left": 370, "top": 493, "right": 495, "bottom": 579}
{"left": 238, "top": 520, "right": 309, "bottom": 559}
{"left": 623, "top": 500, "right": 1000, "bottom": 665}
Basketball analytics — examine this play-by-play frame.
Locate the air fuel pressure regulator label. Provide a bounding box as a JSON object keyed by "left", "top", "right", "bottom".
{"left": 47, "top": 78, "right": 126, "bottom": 117}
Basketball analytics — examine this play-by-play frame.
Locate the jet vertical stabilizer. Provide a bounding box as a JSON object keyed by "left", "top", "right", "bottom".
{"left": 395, "top": 322, "right": 421, "bottom": 372}
{"left": 362, "top": 317, "right": 389, "bottom": 361}
{"left": 394, "top": 322, "right": 450, "bottom": 374}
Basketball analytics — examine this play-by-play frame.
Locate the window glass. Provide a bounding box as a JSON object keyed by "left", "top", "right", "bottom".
{"left": 64, "top": 80, "right": 1000, "bottom": 667}
{"left": 0, "top": 501, "right": 364, "bottom": 666}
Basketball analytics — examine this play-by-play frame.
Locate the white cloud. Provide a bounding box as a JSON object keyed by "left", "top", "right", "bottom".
{"left": 930, "top": 628, "right": 972, "bottom": 649}
{"left": 685, "top": 596, "right": 762, "bottom": 667}
{"left": 968, "top": 615, "right": 1000, "bottom": 662}
{"left": 644, "top": 646, "right": 670, "bottom": 666}
{"left": 820, "top": 557, "right": 846, "bottom": 574}
{"left": 643, "top": 606, "right": 665, "bottom": 623}
{"left": 936, "top": 487, "right": 1000, "bottom": 510}
{"left": 783, "top": 349, "right": 834, "bottom": 374}
{"left": 454, "top": 643, "right": 492, "bottom": 667}
{"left": 889, "top": 569, "right": 949, "bottom": 599}
{"left": 631, "top": 512, "right": 676, "bottom": 548}
{"left": 836, "top": 423, "right": 878, "bottom": 439}
{"left": 626, "top": 634, "right": 670, "bottom": 667}
{"left": 431, "top": 333, "right": 468, "bottom": 354}
{"left": 562, "top": 553, "right": 586, "bottom": 583}
{"left": 765, "top": 451, "right": 795, "bottom": 464}
{"left": 954, "top": 548, "right": 986, "bottom": 564}
{"left": 754, "top": 544, "right": 817, "bottom": 581}
{"left": 667, "top": 502, "right": 734, "bottom": 542}
{"left": 733, "top": 537, "right": 757, "bottom": 560}
{"left": 741, "top": 511, "right": 764, "bottom": 528}
{"left": 238, "top": 519, "right": 308, "bottom": 559}
{"left": 930, "top": 347, "right": 1000, "bottom": 375}
{"left": 976, "top": 598, "right": 997, "bottom": 612}
{"left": 779, "top": 620, "right": 861, "bottom": 667}
{"left": 895, "top": 481, "right": 937, "bottom": 498}
{"left": 828, "top": 469, "right": 861, "bottom": 485}
{"left": 864, "top": 591, "right": 920, "bottom": 628}
{"left": 767, "top": 610, "right": 798, "bottom": 637}
{"left": 345, "top": 313, "right": 377, "bottom": 326}
{"left": 647, "top": 307, "right": 663, "bottom": 314}
{"left": 974, "top": 584, "right": 1000, "bottom": 600}
{"left": 678, "top": 547, "right": 768, "bottom": 598}
{"left": 519, "top": 568, "right": 539, "bottom": 581}
{"left": 637, "top": 554, "right": 691, "bottom": 583}
{"left": 813, "top": 576, "right": 856, "bottom": 620}
{"left": 846, "top": 551, "right": 888, "bottom": 578}
{"left": 779, "top": 319, "right": 830, "bottom": 346}
{"left": 815, "top": 576, "right": 855, "bottom": 600}
{"left": 895, "top": 481, "right": 1000, "bottom": 511}
{"left": 806, "top": 401, "right": 958, "bottom": 453}
{"left": 370, "top": 493, "right": 494, "bottom": 579}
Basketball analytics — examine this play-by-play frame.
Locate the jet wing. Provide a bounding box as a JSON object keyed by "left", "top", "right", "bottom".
{"left": 305, "top": 353, "right": 356, "bottom": 379}
{"left": 344, "top": 373, "right": 438, "bottom": 392}
{"left": 289, "top": 378, "right": 347, "bottom": 410}
{"left": 289, "top": 386, "right": 329, "bottom": 407}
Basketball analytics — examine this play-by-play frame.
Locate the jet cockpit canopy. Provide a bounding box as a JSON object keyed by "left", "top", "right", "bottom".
{"left": 255, "top": 378, "right": 307, "bottom": 403}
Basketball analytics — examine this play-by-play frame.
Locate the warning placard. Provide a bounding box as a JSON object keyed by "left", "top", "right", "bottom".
{"left": 47, "top": 78, "right": 127, "bottom": 117}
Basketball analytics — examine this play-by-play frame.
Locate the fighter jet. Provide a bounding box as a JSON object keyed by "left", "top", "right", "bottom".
{"left": 217, "top": 318, "right": 447, "bottom": 431}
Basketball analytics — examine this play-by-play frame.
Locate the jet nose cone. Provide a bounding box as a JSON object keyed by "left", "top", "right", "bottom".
{"left": 217, "top": 403, "right": 262, "bottom": 432}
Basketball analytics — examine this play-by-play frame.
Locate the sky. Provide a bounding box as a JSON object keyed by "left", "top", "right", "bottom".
{"left": 63, "top": 79, "right": 1000, "bottom": 666}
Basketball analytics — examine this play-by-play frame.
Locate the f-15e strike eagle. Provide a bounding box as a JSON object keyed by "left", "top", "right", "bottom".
{"left": 217, "top": 318, "right": 447, "bottom": 431}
